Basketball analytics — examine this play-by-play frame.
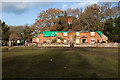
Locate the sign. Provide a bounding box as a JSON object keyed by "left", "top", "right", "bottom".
{"left": 76, "top": 32, "right": 80, "bottom": 36}
{"left": 43, "top": 31, "right": 57, "bottom": 37}
{"left": 63, "top": 32, "right": 67, "bottom": 36}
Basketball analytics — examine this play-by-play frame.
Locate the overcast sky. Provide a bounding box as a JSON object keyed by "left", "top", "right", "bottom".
{"left": 0, "top": 0, "right": 119, "bottom": 26}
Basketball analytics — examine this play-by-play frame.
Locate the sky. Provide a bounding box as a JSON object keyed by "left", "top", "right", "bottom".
{"left": 0, "top": 0, "right": 119, "bottom": 26}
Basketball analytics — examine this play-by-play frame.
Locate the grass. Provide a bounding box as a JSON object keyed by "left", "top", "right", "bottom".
{"left": 2, "top": 47, "right": 118, "bottom": 78}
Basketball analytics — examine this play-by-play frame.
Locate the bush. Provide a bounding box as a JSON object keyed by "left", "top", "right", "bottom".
{"left": 52, "top": 39, "right": 57, "bottom": 43}
{"left": 43, "top": 41, "right": 46, "bottom": 43}
{"left": 2, "top": 41, "right": 9, "bottom": 46}
{"left": 74, "top": 35, "right": 76, "bottom": 38}
{"left": 101, "top": 41, "right": 106, "bottom": 43}
{"left": 58, "top": 37, "right": 63, "bottom": 41}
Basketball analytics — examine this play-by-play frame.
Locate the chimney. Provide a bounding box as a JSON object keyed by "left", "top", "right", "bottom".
{"left": 68, "top": 17, "right": 72, "bottom": 31}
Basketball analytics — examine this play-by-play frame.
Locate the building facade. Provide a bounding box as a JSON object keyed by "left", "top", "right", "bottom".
{"left": 32, "top": 31, "right": 108, "bottom": 44}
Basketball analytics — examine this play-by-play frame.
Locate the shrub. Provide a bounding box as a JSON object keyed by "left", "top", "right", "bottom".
{"left": 43, "top": 41, "right": 46, "bottom": 43}
{"left": 74, "top": 35, "right": 76, "bottom": 38}
{"left": 52, "top": 39, "right": 57, "bottom": 43}
{"left": 101, "top": 41, "right": 106, "bottom": 43}
{"left": 58, "top": 37, "right": 63, "bottom": 41}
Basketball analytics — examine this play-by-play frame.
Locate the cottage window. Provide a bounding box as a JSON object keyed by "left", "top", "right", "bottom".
{"left": 37, "top": 38, "right": 39, "bottom": 42}
{"left": 76, "top": 39, "right": 79, "bottom": 43}
{"left": 46, "top": 40, "right": 51, "bottom": 43}
{"left": 102, "top": 39, "right": 104, "bottom": 41}
{"left": 63, "top": 32, "right": 67, "bottom": 36}
{"left": 90, "top": 32, "right": 95, "bottom": 36}
{"left": 57, "top": 39, "right": 61, "bottom": 42}
{"left": 91, "top": 38, "right": 95, "bottom": 43}
{"left": 76, "top": 32, "right": 80, "bottom": 36}
{"left": 64, "top": 40, "right": 67, "bottom": 43}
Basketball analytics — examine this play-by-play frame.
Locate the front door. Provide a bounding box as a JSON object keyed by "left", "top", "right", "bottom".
{"left": 82, "top": 39, "right": 86, "bottom": 43}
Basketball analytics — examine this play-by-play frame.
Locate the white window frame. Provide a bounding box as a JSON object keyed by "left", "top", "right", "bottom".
{"left": 37, "top": 38, "right": 39, "bottom": 42}
{"left": 91, "top": 38, "right": 95, "bottom": 43}
{"left": 63, "top": 32, "right": 67, "bottom": 36}
{"left": 90, "top": 32, "right": 95, "bottom": 36}
{"left": 64, "top": 39, "right": 67, "bottom": 43}
{"left": 57, "top": 39, "right": 61, "bottom": 42}
{"left": 46, "top": 40, "right": 51, "bottom": 43}
{"left": 76, "top": 38, "right": 79, "bottom": 43}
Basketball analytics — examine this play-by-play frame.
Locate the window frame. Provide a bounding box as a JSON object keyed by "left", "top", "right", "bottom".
{"left": 90, "top": 32, "right": 95, "bottom": 36}
{"left": 76, "top": 38, "right": 80, "bottom": 43}
{"left": 91, "top": 38, "right": 95, "bottom": 43}
{"left": 63, "top": 32, "right": 67, "bottom": 36}
{"left": 37, "top": 38, "right": 39, "bottom": 42}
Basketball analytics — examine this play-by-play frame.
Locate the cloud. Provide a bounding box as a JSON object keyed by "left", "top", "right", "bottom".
{"left": 1, "top": 2, "right": 54, "bottom": 14}
{"left": 1, "top": 0, "right": 57, "bottom": 2}
{"left": 1, "top": 0, "right": 119, "bottom": 2}
{"left": 1, "top": 0, "right": 109, "bottom": 14}
{"left": 62, "top": 4, "right": 68, "bottom": 10}
{"left": 70, "top": 0, "right": 98, "bottom": 9}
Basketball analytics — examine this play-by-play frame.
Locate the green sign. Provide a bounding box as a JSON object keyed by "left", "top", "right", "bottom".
{"left": 43, "top": 31, "right": 57, "bottom": 37}
{"left": 32, "top": 31, "right": 70, "bottom": 38}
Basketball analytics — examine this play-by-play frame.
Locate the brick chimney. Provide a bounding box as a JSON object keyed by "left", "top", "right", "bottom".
{"left": 68, "top": 17, "right": 72, "bottom": 31}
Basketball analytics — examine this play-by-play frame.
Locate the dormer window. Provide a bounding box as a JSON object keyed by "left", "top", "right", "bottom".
{"left": 37, "top": 38, "right": 39, "bottom": 42}
{"left": 63, "top": 32, "right": 67, "bottom": 36}
{"left": 90, "top": 32, "right": 95, "bottom": 36}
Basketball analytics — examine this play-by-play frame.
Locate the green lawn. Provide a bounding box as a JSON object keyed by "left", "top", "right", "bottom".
{"left": 2, "top": 47, "right": 118, "bottom": 78}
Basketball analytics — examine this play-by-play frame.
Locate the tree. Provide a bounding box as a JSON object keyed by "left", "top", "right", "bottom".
{"left": 9, "top": 24, "right": 33, "bottom": 43}
{"left": 2, "top": 21, "right": 10, "bottom": 41}
{"left": 72, "top": 3, "right": 119, "bottom": 32}
{"left": 103, "top": 16, "right": 120, "bottom": 42}
{"left": 31, "top": 8, "right": 64, "bottom": 33}
{"left": 66, "top": 8, "right": 80, "bottom": 17}
{"left": 0, "top": 20, "right": 2, "bottom": 40}
{"left": 99, "top": 2, "right": 119, "bottom": 19}
{"left": 9, "top": 33, "right": 19, "bottom": 41}
{"left": 23, "top": 25, "right": 32, "bottom": 40}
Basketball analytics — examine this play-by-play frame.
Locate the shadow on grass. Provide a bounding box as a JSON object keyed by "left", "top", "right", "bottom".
{"left": 2, "top": 48, "right": 118, "bottom": 78}
{"left": 2, "top": 48, "right": 97, "bottom": 78}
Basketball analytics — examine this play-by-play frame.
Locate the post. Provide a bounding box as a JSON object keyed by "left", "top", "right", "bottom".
{"left": 9, "top": 40, "right": 11, "bottom": 47}
{"left": 12, "top": 41, "right": 13, "bottom": 46}
{"left": 25, "top": 40, "right": 27, "bottom": 46}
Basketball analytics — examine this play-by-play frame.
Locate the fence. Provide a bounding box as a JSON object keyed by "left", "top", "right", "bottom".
{"left": 28, "top": 43, "right": 120, "bottom": 48}
{"left": 38, "top": 43, "right": 70, "bottom": 47}
{"left": 74, "top": 43, "right": 120, "bottom": 47}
